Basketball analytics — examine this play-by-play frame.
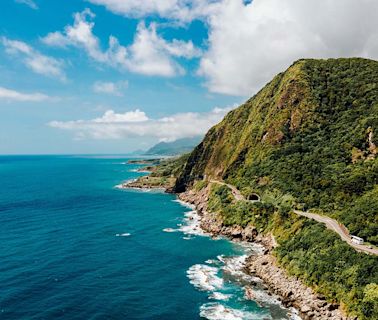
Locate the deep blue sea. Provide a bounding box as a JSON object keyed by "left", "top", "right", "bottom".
{"left": 0, "top": 156, "right": 298, "bottom": 320}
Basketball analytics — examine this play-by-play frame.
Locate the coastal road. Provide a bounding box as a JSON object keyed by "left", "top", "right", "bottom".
{"left": 210, "top": 180, "right": 245, "bottom": 201}
{"left": 209, "top": 180, "right": 378, "bottom": 256}
{"left": 293, "top": 210, "right": 378, "bottom": 255}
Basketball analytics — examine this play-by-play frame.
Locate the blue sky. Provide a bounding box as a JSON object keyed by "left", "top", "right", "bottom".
{"left": 1, "top": 0, "right": 377, "bottom": 154}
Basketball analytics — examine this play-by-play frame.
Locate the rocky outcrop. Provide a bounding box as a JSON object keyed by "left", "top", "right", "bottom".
{"left": 246, "top": 255, "right": 355, "bottom": 320}
{"left": 367, "top": 127, "right": 377, "bottom": 160}
{"left": 178, "top": 186, "right": 260, "bottom": 242}
{"left": 121, "top": 180, "right": 165, "bottom": 190}
{"left": 120, "top": 176, "right": 176, "bottom": 191}
{"left": 178, "top": 186, "right": 355, "bottom": 320}
{"left": 244, "top": 286, "right": 257, "bottom": 300}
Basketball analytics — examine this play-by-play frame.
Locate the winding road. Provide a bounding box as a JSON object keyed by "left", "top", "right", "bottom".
{"left": 292, "top": 210, "right": 378, "bottom": 255}
{"left": 210, "top": 179, "right": 245, "bottom": 201}
{"left": 210, "top": 180, "right": 378, "bottom": 256}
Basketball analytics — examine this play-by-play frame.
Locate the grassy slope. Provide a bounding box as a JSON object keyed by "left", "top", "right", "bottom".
{"left": 175, "top": 58, "right": 378, "bottom": 319}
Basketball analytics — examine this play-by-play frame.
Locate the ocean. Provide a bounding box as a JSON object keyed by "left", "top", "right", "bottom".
{"left": 0, "top": 155, "right": 298, "bottom": 320}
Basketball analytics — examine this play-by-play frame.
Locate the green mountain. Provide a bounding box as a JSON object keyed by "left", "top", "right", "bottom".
{"left": 174, "top": 58, "right": 378, "bottom": 319}
{"left": 176, "top": 58, "right": 378, "bottom": 243}
{"left": 144, "top": 136, "right": 202, "bottom": 156}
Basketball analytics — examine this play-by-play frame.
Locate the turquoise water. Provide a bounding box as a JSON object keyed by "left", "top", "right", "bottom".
{"left": 0, "top": 156, "right": 295, "bottom": 319}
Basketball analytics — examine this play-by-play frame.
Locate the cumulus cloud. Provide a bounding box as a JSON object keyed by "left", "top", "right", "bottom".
{"left": 0, "top": 86, "right": 51, "bottom": 102}
{"left": 15, "top": 0, "right": 38, "bottom": 10}
{"left": 2, "top": 37, "right": 66, "bottom": 81}
{"left": 42, "top": 9, "right": 201, "bottom": 77}
{"left": 93, "top": 80, "right": 129, "bottom": 96}
{"left": 198, "top": 0, "right": 378, "bottom": 95}
{"left": 93, "top": 109, "right": 148, "bottom": 123}
{"left": 87, "top": 0, "right": 220, "bottom": 22}
{"left": 48, "top": 107, "right": 232, "bottom": 141}
{"left": 85, "top": 0, "right": 378, "bottom": 95}
{"left": 127, "top": 22, "right": 201, "bottom": 76}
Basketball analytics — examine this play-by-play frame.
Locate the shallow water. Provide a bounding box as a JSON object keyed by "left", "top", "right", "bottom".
{"left": 0, "top": 155, "right": 298, "bottom": 319}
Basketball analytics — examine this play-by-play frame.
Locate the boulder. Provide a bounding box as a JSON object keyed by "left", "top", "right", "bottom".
{"left": 301, "top": 305, "right": 312, "bottom": 313}
{"left": 243, "top": 225, "right": 258, "bottom": 241}
{"left": 244, "top": 286, "right": 256, "bottom": 300}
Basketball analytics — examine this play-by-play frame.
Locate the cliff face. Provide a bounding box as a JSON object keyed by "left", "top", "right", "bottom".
{"left": 175, "top": 58, "right": 378, "bottom": 244}
{"left": 175, "top": 59, "right": 316, "bottom": 190}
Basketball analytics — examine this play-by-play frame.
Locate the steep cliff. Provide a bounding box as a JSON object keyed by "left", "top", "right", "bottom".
{"left": 172, "top": 58, "right": 378, "bottom": 319}
{"left": 175, "top": 58, "right": 378, "bottom": 244}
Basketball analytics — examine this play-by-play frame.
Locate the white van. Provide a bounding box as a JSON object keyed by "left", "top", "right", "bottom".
{"left": 351, "top": 235, "right": 364, "bottom": 245}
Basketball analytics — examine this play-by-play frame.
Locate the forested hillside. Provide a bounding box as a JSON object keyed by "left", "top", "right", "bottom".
{"left": 173, "top": 58, "right": 378, "bottom": 319}
{"left": 175, "top": 58, "right": 378, "bottom": 244}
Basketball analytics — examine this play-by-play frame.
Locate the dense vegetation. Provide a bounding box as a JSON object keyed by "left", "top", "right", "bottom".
{"left": 276, "top": 222, "right": 378, "bottom": 320}
{"left": 132, "top": 154, "right": 190, "bottom": 189}
{"left": 175, "top": 58, "right": 378, "bottom": 319}
{"left": 176, "top": 58, "right": 378, "bottom": 244}
{"left": 150, "top": 153, "right": 190, "bottom": 178}
{"left": 205, "top": 182, "right": 378, "bottom": 319}
{"left": 207, "top": 183, "right": 277, "bottom": 229}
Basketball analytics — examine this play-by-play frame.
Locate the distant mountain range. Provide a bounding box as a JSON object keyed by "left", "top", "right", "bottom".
{"left": 144, "top": 136, "right": 202, "bottom": 156}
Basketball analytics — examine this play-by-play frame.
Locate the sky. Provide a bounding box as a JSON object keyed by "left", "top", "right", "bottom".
{"left": 1, "top": 0, "right": 378, "bottom": 154}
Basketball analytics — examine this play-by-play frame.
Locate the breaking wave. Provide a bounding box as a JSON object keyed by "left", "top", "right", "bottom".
{"left": 200, "top": 303, "right": 264, "bottom": 320}
{"left": 187, "top": 264, "right": 224, "bottom": 292}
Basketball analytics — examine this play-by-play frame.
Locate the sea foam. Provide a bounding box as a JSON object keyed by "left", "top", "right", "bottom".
{"left": 246, "top": 287, "right": 282, "bottom": 306}
{"left": 114, "top": 179, "right": 137, "bottom": 189}
{"left": 173, "top": 199, "right": 196, "bottom": 210}
{"left": 208, "top": 292, "right": 232, "bottom": 301}
{"left": 200, "top": 303, "right": 264, "bottom": 320}
{"left": 187, "top": 264, "right": 224, "bottom": 291}
{"left": 219, "top": 255, "right": 260, "bottom": 283}
{"left": 179, "top": 210, "right": 205, "bottom": 236}
{"left": 115, "top": 233, "right": 131, "bottom": 237}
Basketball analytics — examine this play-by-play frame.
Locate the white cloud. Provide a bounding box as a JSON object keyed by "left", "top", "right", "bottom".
{"left": 87, "top": 0, "right": 220, "bottom": 22}
{"left": 41, "top": 31, "right": 72, "bottom": 48}
{"left": 93, "top": 80, "right": 129, "bottom": 96}
{"left": 93, "top": 109, "right": 148, "bottom": 123}
{"left": 0, "top": 86, "right": 50, "bottom": 102}
{"left": 42, "top": 9, "right": 201, "bottom": 77}
{"left": 48, "top": 107, "right": 232, "bottom": 141}
{"left": 126, "top": 22, "right": 201, "bottom": 76}
{"left": 2, "top": 37, "right": 66, "bottom": 81}
{"left": 15, "top": 0, "right": 38, "bottom": 10}
{"left": 83, "top": 1, "right": 378, "bottom": 95}
{"left": 198, "top": 0, "right": 378, "bottom": 96}
{"left": 42, "top": 9, "right": 108, "bottom": 62}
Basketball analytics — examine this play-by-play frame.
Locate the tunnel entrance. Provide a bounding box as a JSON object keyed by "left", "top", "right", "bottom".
{"left": 248, "top": 193, "right": 260, "bottom": 201}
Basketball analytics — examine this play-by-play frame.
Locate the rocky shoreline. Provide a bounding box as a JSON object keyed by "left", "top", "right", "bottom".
{"left": 119, "top": 176, "right": 174, "bottom": 191}
{"left": 120, "top": 180, "right": 165, "bottom": 190}
{"left": 178, "top": 186, "right": 355, "bottom": 320}
{"left": 122, "top": 179, "right": 354, "bottom": 319}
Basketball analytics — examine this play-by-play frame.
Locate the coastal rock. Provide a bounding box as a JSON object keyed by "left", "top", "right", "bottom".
{"left": 244, "top": 286, "right": 256, "bottom": 300}
{"left": 301, "top": 305, "right": 311, "bottom": 313}
{"left": 242, "top": 225, "right": 258, "bottom": 241}
{"left": 245, "top": 254, "right": 354, "bottom": 320}
{"left": 177, "top": 186, "right": 355, "bottom": 320}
